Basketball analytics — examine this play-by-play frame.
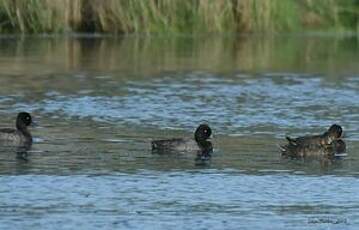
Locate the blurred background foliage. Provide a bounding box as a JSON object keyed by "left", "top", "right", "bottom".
{"left": 0, "top": 0, "right": 357, "bottom": 34}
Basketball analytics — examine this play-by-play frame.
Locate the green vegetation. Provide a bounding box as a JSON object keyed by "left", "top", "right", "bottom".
{"left": 0, "top": 0, "right": 358, "bottom": 34}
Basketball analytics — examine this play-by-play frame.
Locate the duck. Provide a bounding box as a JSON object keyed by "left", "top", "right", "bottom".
{"left": 151, "top": 124, "right": 213, "bottom": 153}
{"left": 0, "top": 112, "right": 33, "bottom": 146}
{"left": 285, "top": 124, "right": 342, "bottom": 147}
{"left": 280, "top": 139, "right": 346, "bottom": 159}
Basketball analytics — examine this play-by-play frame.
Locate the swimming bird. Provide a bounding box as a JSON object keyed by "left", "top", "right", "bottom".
{"left": 285, "top": 124, "right": 343, "bottom": 147}
{"left": 280, "top": 139, "right": 346, "bottom": 159}
{"left": 0, "top": 112, "right": 33, "bottom": 146}
{"left": 151, "top": 124, "right": 213, "bottom": 153}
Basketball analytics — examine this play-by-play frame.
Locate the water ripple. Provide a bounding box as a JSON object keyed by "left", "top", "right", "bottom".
{"left": 1, "top": 172, "right": 358, "bottom": 229}
{"left": 29, "top": 73, "right": 359, "bottom": 138}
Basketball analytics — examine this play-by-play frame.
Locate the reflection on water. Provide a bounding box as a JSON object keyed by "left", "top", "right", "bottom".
{"left": 0, "top": 35, "right": 359, "bottom": 229}
{"left": 0, "top": 35, "right": 358, "bottom": 76}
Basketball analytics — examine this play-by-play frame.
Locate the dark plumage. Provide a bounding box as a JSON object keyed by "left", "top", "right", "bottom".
{"left": 0, "top": 112, "right": 33, "bottom": 146}
{"left": 151, "top": 124, "right": 213, "bottom": 153}
{"left": 286, "top": 124, "right": 343, "bottom": 147}
{"left": 280, "top": 139, "right": 346, "bottom": 159}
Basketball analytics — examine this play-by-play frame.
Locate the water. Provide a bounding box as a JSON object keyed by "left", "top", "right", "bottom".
{"left": 0, "top": 34, "right": 359, "bottom": 229}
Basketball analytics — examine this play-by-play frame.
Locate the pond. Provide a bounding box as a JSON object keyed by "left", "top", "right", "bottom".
{"left": 0, "top": 34, "right": 359, "bottom": 229}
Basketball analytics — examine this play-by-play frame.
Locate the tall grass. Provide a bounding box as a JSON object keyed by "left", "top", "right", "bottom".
{"left": 0, "top": 0, "right": 357, "bottom": 34}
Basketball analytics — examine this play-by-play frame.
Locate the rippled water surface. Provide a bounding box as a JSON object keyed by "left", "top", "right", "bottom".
{"left": 0, "top": 35, "right": 359, "bottom": 229}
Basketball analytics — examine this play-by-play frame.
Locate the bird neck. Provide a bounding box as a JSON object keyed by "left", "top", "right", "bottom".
{"left": 196, "top": 138, "right": 212, "bottom": 152}
{"left": 17, "top": 124, "right": 32, "bottom": 144}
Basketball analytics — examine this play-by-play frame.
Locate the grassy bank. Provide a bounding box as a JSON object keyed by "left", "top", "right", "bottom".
{"left": 0, "top": 0, "right": 358, "bottom": 34}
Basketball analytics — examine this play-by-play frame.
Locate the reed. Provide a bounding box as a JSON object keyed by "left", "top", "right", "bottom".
{"left": 0, "top": 0, "right": 357, "bottom": 34}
